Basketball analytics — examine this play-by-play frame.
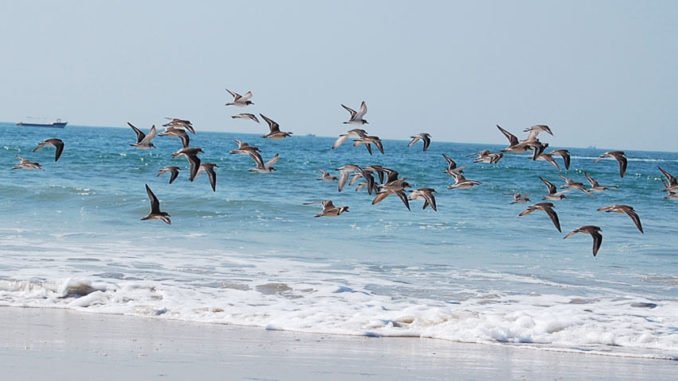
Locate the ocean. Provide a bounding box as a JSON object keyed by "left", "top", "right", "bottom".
{"left": 1, "top": 123, "right": 677, "bottom": 360}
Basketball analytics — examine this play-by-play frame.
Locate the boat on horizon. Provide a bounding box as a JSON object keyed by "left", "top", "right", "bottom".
{"left": 17, "top": 118, "right": 68, "bottom": 128}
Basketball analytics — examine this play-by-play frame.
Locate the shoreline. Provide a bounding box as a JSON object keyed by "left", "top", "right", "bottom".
{"left": 2, "top": 306, "right": 676, "bottom": 380}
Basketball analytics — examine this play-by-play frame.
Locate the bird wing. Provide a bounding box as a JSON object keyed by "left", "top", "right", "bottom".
{"left": 145, "top": 184, "right": 161, "bottom": 214}
{"left": 496, "top": 125, "right": 519, "bottom": 146}
{"left": 128, "top": 122, "right": 145, "bottom": 143}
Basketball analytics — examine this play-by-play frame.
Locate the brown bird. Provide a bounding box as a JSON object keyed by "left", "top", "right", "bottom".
{"left": 658, "top": 166, "right": 678, "bottom": 191}
{"left": 564, "top": 226, "right": 603, "bottom": 256}
{"left": 550, "top": 149, "right": 571, "bottom": 170}
{"left": 231, "top": 113, "right": 260, "bottom": 123}
{"left": 597, "top": 205, "right": 643, "bottom": 233}
{"left": 159, "top": 127, "right": 190, "bottom": 148}
{"left": 171, "top": 147, "right": 203, "bottom": 181}
{"left": 32, "top": 138, "right": 64, "bottom": 162}
{"left": 341, "top": 101, "right": 368, "bottom": 125}
{"left": 442, "top": 153, "right": 464, "bottom": 176}
{"left": 163, "top": 118, "right": 196, "bottom": 134}
{"left": 225, "top": 89, "right": 254, "bottom": 106}
{"left": 141, "top": 184, "right": 171, "bottom": 225}
{"left": 12, "top": 157, "right": 42, "bottom": 170}
{"left": 408, "top": 133, "right": 432, "bottom": 151}
{"left": 260, "top": 114, "right": 292, "bottom": 139}
{"left": 157, "top": 166, "right": 180, "bottom": 184}
{"left": 197, "top": 163, "right": 218, "bottom": 192}
{"left": 584, "top": 172, "right": 608, "bottom": 192}
{"left": 307, "top": 200, "right": 350, "bottom": 217}
{"left": 409, "top": 188, "right": 437, "bottom": 211}
{"left": 540, "top": 176, "right": 567, "bottom": 201}
{"left": 596, "top": 151, "right": 627, "bottom": 178}
{"left": 518, "top": 202, "right": 562, "bottom": 232}
{"left": 128, "top": 122, "right": 157, "bottom": 149}
{"left": 372, "top": 179, "right": 411, "bottom": 210}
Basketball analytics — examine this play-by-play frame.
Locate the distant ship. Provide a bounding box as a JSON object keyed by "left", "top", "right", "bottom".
{"left": 17, "top": 118, "right": 68, "bottom": 128}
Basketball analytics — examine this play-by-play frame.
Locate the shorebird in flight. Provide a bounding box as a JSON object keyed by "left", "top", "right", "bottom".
{"left": 596, "top": 151, "right": 627, "bottom": 178}
{"left": 597, "top": 205, "right": 643, "bottom": 233}
{"left": 353, "top": 135, "right": 384, "bottom": 155}
{"left": 231, "top": 113, "right": 260, "bottom": 123}
{"left": 32, "top": 138, "right": 64, "bottom": 162}
{"left": 658, "top": 166, "right": 678, "bottom": 191}
{"left": 549, "top": 149, "right": 571, "bottom": 170}
{"left": 535, "top": 152, "right": 560, "bottom": 170}
{"left": 260, "top": 114, "right": 292, "bottom": 139}
{"left": 306, "top": 200, "right": 350, "bottom": 217}
{"left": 442, "top": 153, "right": 464, "bottom": 176}
{"left": 564, "top": 226, "right": 603, "bottom": 256}
{"left": 332, "top": 128, "right": 367, "bottom": 150}
{"left": 225, "top": 89, "right": 254, "bottom": 107}
{"left": 157, "top": 166, "right": 180, "bottom": 184}
{"left": 584, "top": 172, "right": 608, "bottom": 192}
{"left": 448, "top": 172, "right": 481, "bottom": 190}
{"left": 171, "top": 147, "right": 203, "bottom": 181}
{"left": 540, "top": 176, "right": 567, "bottom": 201}
{"left": 128, "top": 122, "right": 157, "bottom": 149}
{"left": 163, "top": 118, "right": 195, "bottom": 134}
{"left": 249, "top": 153, "right": 280, "bottom": 173}
{"left": 372, "top": 178, "right": 411, "bottom": 210}
{"left": 518, "top": 202, "right": 562, "bottom": 232}
{"left": 408, "top": 133, "right": 432, "bottom": 152}
{"left": 511, "top": 193, "right": 531, "bottom": 204}
{"left": 523, "top": 125, "right": 553, "bottom": 141}
{"left": 560, "top": 176, "right": 590, "bottom": 194}
{"left": 496, "top": 125, "right": 548, "bottom": 158}
{"left": 141, "top": 184, "right": 171, "bottom": 225}
{"left": 159, "top": 127, "right": 190, "bottom": 148}
{"left": 474, "top": 150, "right": 503, "bottom": 164}
{"left": 12, "top": 157, "right": 42, "bottom": 170}
{"left": 341, "top": 101, "right": 368, "bottom": 125}
{"left": 409, "top": 188, "right": 437, "bottom": 211}
{"left": 197, "top": 163, "right": 218, "bottom": 192}
{"left": 319, "top": 170, "right": 338, "bottom": 181}
{"left": 337, "top": 164, "right": 376, "bottom": 194}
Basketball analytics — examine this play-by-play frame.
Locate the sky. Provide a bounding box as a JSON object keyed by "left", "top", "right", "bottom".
{"left": 1, "top": 0, "right": 677, "bottom": 151}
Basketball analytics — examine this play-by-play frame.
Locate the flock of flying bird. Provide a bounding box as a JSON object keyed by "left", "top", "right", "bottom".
{"left": 11, "top": 89, "right": 678, "bottom": 257}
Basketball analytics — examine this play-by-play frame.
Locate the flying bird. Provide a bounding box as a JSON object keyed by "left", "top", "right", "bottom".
{"left": 159, "top": 127, "right": 190, "bottom": 148}
{"left": 197, "top": 163, "right": 218, "bottom": 192}
{"left": 408, "top": 133, "right": 432, "bottom": 151}
{"left": 172, "top": 147, "right": 203, "bottom": 181}
{"left": 511, "top": 193, "right": 531, "bottom": 204}
{"left": 12, "top": 157, "right": 42, "bottom": 170}
{"left": 518, "top": 202, "right": 562, "bottom": 232}
{"left": 141, "top": 184, "right": 171, "bottom": 225}
{"left": 332, "top": 128, "right": 367, "bottom": 150}
{"left": 260, "top": 114, "right": 292, "bottom": 139}
{"left": 584, "top": 172, "right": 608, "bottom": 192}
{"left": 225, "top": 89, "right": 254, "bottom": 106}
{"left": 596, "top": 151, "right": 627, "bottom": 178}
{"left": 128, "top": 122, "right": 157, "bottom": 149}
{"left": 564, "top": 226, "right": 603, "bottom": 256}
{"left": 341, "top": 101, "right": 368, "bottom": 124}
{"left": 32, "top": 138, "right": 64, "bottom": 162}
{"left": 231, "top": 113, "right": 260, "bottom": 123}
{"left": 306, "top": 200, "right": 350, "bottom": 217}
{"left": 157, "top": 166, "right": 180, "bottom": 184}
{"left": 409, "top": 188, "right": 437, "bottom": 211}
{"left": 163, "top": 118, "right": 196, "bottom": 134}
{"left": 539, "top": 176, "right": 567, "bottom": 201}
{"left": 597, "top": 205, "right": 643, "bottom": 233}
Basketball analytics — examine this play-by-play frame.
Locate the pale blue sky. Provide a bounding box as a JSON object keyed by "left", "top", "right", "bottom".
{"left": 1, "top": 1, "right": 677, "bottom": 151}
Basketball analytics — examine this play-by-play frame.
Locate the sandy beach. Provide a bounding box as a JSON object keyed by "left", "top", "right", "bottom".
{"left": 0, "top": 306, "right": 675, "bottom": 381}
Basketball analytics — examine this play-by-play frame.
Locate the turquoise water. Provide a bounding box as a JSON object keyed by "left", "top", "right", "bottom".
{"left": 1, "top": 123, "right": 677, "bottom": 359}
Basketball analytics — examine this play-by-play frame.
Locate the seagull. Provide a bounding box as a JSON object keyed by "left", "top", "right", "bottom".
{"left": 518, "top": 202, "right": 562, "bottom": 232}
{"left": 511, "top": 193, "right": 531, "bottom": 204}
{"left": 141, "top": 184, "right": 171, "bottom": 225}
{"left": 409, "top": 188, "right": 437, "bottom": 211}
{"left": 540, "top": 176, "right": 567, "bottom": 200}
{"left": 171, "top": 147, "right": 203, "bottom": 181}
{"left": 197, "top": 163, "right": 218, "bottom": 192}
{"left": 163, "top": 118, "right": 196, "bottom": 134}
{"left": 157, "top": 166, "right": 180, "bottom": 184}
{"left": 408, "top": 133, "right": 432, "bottom": 151}
{"left": 596, "top": 151, "right": 627, "bottom": 178}
{"left": 597, "top": 205, "right": 643, "bottom": 233}
{"left": 372, "top": 179, "right": 411, "bottom": 210}
{"left": 159, "top": 127, "right": 190, "bottom": 148}
{"left": 306, "top": 200, "right": 350, "bottom": 217}
{"left": 32, "top": 138, "right": 64, "bottom": 162}
{"left": 225, "top": 89, "right": 254, "bottom": 107}
{"left": 12, "top": 157, "right": 42, "bottom": 170}
{"left": 448, "top": 172, "right": 481, "bottom": 190}
{"left": 658, "top": 166, "right": 678, "bottom": 191}
{"left": 260, "top": 114, "right": 292, "bottom": 139}
{"left": 560, "top": 176, "right": 590, "bottom": 194}
{"left": 584, "top": 172, "right": 608, "bottom": 192}
{"left": 341, "top": 101, "right": 368, "bottom": 125}
{"left": 332, "top": 128, "right": 367, "bottom": 150}
{"left": 564, "top": 226, "right": 603, "bottom": 256}
{"left": 231, "top": 113, "right": 260, "bottom": 123}
{"left": 128, "top": 122, "right": 157, "bottom": 149}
